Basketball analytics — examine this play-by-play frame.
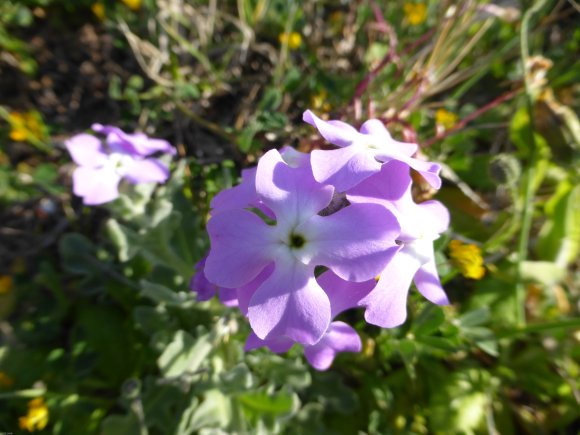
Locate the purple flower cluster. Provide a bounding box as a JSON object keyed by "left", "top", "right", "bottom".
{"left": 65, "top": 124, "right": 175, "bottom": 205}
{"left": 191, "top": 111, "right": 450, "bottom": 370}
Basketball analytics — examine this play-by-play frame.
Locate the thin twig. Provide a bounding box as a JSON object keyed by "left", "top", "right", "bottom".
{"left": 347, "top": 1, "right": 400, "bottom": 109}
{"left": 422, "top": 87, "right": 521, "bottom": 147}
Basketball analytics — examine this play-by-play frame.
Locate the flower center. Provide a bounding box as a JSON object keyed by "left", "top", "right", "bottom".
{"left": 107, "top": 152, "right": 135, "bottom": 176}
{"left": 403, "top": 235, "right": 437, "bottom": 266}
{"left": 288, "top": 233, "right": 306, "bottom": 249}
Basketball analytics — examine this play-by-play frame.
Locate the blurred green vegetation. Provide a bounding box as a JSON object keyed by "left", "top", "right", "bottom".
{"left": 1, "top": 0, "right": 579, "bottom": 434}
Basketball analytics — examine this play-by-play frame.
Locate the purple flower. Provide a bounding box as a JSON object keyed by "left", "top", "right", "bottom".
{"left": 189, "top": 257, "right": 238, "bottom": 307}
{"left": 245, "top": 271, "right": 375, "bottom": 370}
{"left": 210, "top": 146, "right": 310, "bottom": 217}
{"left": 348, "top": 160, "right": 450, "bottom": 328}
{"left": 303, "top": 110, "right": 441, "bottom": 192}
{"left": 92, "top": 123, "right": 176, "bottom": 156}
{"left": 65, "top": 125, "right": 174, "bottom": 205}
{"left": 204, "top": 149, "right": 400, "bottom": 345}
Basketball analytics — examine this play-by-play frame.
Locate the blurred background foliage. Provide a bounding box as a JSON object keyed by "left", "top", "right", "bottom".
{"left": 1, "top": 0, "right": 579, "bottom": 433}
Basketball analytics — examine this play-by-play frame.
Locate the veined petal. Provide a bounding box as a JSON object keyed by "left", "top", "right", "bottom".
{"left": 210, "top": 167, "right": 273, "bottom": 218}
{"left": 205, "top": 210, "right": 277, "bottom": 288}
{"left": 244, "top": 331, "right": 294, "bottom": 353}
{"left": 317, "top": 270, "right": 375, "bottom": 317}
{"left": 414, "top": 258, "right": 449, "bottom": 305}
{"left": 417, "top": 200, "right": 450, "bottom": 235}
{"left": 72, "top": 166, "right": 121, "bottom": 205}
{"left": 404, "top": 157, "right": 442, "bottom": 189}
{"left": 360, "top": 247, "right": 422, "bottom": 328}
{"left": 348, "top": 162, "right": 448, "bottom": 240}
{"left": 359, "top": 119, "right": 418, "bottom": 156}
{"left": 303, "top": 203, "right": 400, "bottom": 282}
{"left": 347, "top": 160, "right": 412, "bottom": 205}
{"left": 373, "top": 152, "right": 441, "bottom": 189}
{"left": 65, "top": 134, "right": 107, "bottom": 167}
{"left": 311, "top": 145, "right": 382, "bottom": 192}
{"left": 124, "top": 158, "right": 169, "bottom": 184}
{"left": 303, "top": 110, "right": 359, "bottom": 147}
{"left": 304, "top": 321, "right": 361, "bottom": 371}
{"left": 256, "top": 149, "right": 333, "bottom": 228}
{"left": 248, "top": 262, "right": 331, "bottom": 346}
{"left": 280, "top": 146, "right": 310, "bottom": 168}
{"left": 237, "top": 263, "right": 275, "bottom": 316}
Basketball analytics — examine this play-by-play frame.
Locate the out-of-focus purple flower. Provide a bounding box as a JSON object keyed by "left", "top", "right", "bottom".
{"left": 245, "top": 270, "right": 375, "bottom": 370}
{"left": 205, "top": 149, "right": 400, "bottom": 345}
{"left": 303, "top": 110, "right": 441, "bottom": 192}
{"left": 92, "top": 123, "right": 176, "bottom": 156}
{"left": 348, "top": 161, "right": 450, "bottom": 328}
{"left": 65, "top": 125, "right": 174, "bottom": 205}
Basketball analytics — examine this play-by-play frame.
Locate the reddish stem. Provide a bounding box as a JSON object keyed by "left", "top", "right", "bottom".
{"left": 422, "top": 87, "right": 522, "bottom": 147}
{"left": 348, "top": 1, "right": 400, "bottom": 109}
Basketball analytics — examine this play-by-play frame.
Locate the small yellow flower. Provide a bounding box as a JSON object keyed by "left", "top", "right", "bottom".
{"left": 0, "top": 276, "right": 12, "bottom": 295}
{"left": 403, "top": 3, "right": 427, "bottom": 26}
{"left": 19, "top": 397, "right": 49, "bottom": 432}
{"left": 122, "top": 0, "right": 142, "bottom": 11}
{"left": 91, "top": 2, "right": 105, "bottom": 20}
{"left": 7, "top": 111, "right": 45, "bottom": 144}
{"left": 435, "top": 108, "right": 458, "bottom": 130}
{"left": 0, "top": 372, "right": 14, "bottom": 388}
{"left": 310, "top": 90, "right": 331, "bottom": 113}
{"left": 279, "top": 32, "right": 302, "bottom": 50}
{"left": 448, "top": 240, "right": 485, "bottom": 280}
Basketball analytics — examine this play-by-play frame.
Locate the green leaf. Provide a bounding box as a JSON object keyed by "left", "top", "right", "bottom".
{"left": 219, "top": 364, "right": 254, "bottom": 394}
{"left": 141, "top": 378, "right": 188, "bottom": 432}
{"left": 140, "top": 280, "right": 191, "bottom": 307}
{"left": 99, "top": 413, "right": 140, "bottom": 435}
{"left": 106, "top": 219, "right": 133, "bottom": 262}
{"left": 246, "top": 354, "right": 311, "bottom": 390}
{"left": 157, "top": 330, "right": 212, "bottom": 378}
{"left": 536, "top": 181, "right": 580, "bottom": 266}
{"left": 457, "top": 307, "right": 490, "bottom": 328}
{"left": 187, "top": 389, "right": 231, "bottom": 432}
{"left": 75, "top": 304, "right": 139, "bottom": 385}
{"left": 238, "top": 389, "right": 296, "bottom": 416}
{"left": 258, "top": 88, "right": 283, "bottom": 111}
{"left": 468, "top": 277, "right": 518, "bottom": 325}
{"left": 59, "top": 233, "right": 98, "bottom": 276}
{"left": 412, "top": 305, "right": 445, "bottom": 337}
{"left": 416, "top": 336, "right": 459, "bottom": 352}
{"left": 428, "top": 369, "right": 490, "bottom": 433}
{"left": 134, "top": 306, "right": 175, "bottom": 336}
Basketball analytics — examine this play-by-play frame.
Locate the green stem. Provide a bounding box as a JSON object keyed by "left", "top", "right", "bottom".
{"left": 496, "top": 317, "right": 580, "bottom": 339}
{"left": 0, "top": 389, "right": 113, "bottom": 405}
{"left": 0, "top": 388, "right": 46, "bottom": 400}
{"left": 514, "top": 0, "right": 550, "bottom": 326}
